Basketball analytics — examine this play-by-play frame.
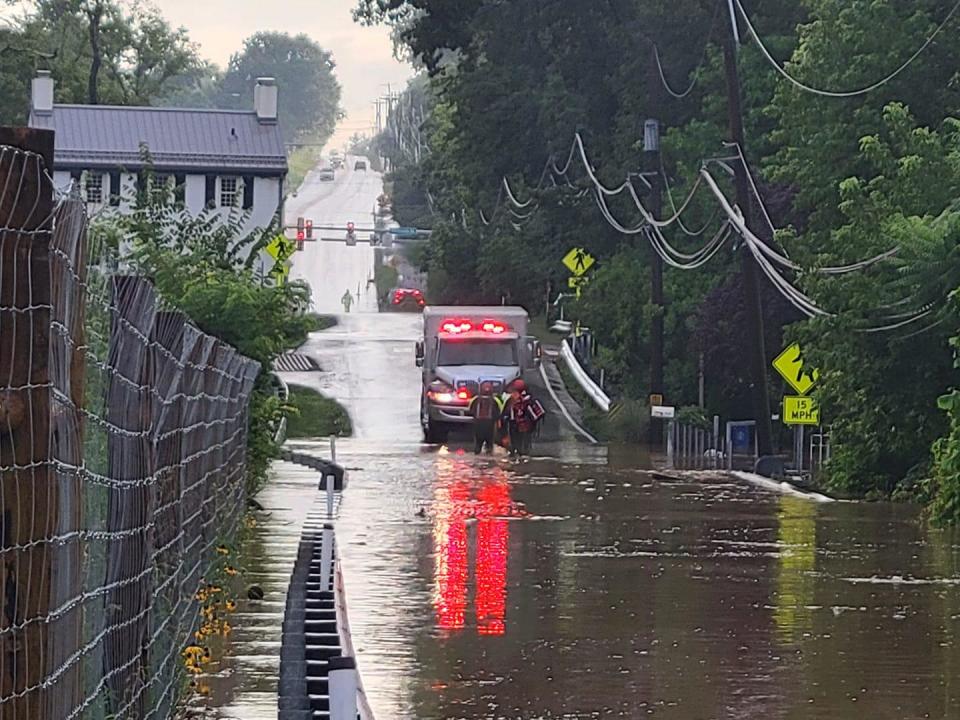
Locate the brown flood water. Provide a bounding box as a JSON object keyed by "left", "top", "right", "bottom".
{"left": 193, "top": 311, "right": 960, "bottom": 720}
{"left": 322, "top": 439, "right": 960, "bottom": 720}
{"left": 195, "top": 441, "right": 960, "bottom": 720}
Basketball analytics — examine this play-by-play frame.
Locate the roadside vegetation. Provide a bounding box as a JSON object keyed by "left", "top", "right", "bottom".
{"left": 359, "top": 1, "right": 960, "bottom": 522}
{"left": 287, "top": 146, "right": 323, "bottom": 195}
{"left": 373, "top": 254, "right": 400, "bottom": 308}
{"left": 285, "top": 385, "right": 353, "bottom": 438}
{"left": 92, "top": 171, "right": 316, "bottom": 495}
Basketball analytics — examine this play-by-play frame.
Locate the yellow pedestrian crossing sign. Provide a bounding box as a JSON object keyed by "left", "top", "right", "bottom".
{"left": 568, "top": 275, "right": 589, "bottom": 298}
{"left": 783, "top": 396, "right": 820, "bottom": 425}
{"left": 562, "top": 247, "right": 595, "bottom": 276}
{"left": 269, "top": 261, "right": 290, "bottom": 286}
{"left": 772, "top": 342, "right": 819, "bottom": 396}
{"left": 265, "top": 234, "right": 296, "bottom": 263}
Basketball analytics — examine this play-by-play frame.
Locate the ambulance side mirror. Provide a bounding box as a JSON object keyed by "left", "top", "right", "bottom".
{"left": 415, "top": 341, "right": 424, "bottom": 367}
{"left": 523, "top": 337, "right": 541, "bottom": 369}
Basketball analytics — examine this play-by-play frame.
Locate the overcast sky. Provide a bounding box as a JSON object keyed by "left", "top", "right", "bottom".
{"left": 156, "top": 0, "right": 412, "bottom": 150}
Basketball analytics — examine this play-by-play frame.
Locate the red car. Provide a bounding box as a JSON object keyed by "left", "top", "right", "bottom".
{"left": 391, "top": 288, "right": 425, "bottom": 311}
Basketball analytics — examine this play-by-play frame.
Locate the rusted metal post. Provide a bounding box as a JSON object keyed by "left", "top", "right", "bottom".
{"left": 0, "top": 126, "right": 56, "bottom": 720}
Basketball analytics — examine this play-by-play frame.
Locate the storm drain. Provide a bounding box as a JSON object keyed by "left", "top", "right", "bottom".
{"left": 274, "top": 352, "right": 321, "bottom": 372}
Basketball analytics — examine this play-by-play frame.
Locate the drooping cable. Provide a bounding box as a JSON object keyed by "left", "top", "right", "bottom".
{"left": 660, "top": 159, "right": 718, "bottom": 237}
{"left": 699, "top": 167, "right": 899, "bottom": 276}
{"left": 736, "top": 0, "right": 960, "bottom": 98}
{"left": 654, "top": 45, "right": 700, "bottom": 100}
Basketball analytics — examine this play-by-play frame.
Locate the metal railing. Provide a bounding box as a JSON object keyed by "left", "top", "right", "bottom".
{"left": 0, "top": 135, "right": 260, "bottom": 718}
{"left": 667, "top": 419, "right": 728, "bottom": 470}
{"left": 558, "top": 338, "right": 610, "bottom": 412}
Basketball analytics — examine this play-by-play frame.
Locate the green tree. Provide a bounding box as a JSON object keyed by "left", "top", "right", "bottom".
{"left": 221, "top": 32, "right": 343, "bottom": 143}
{"left": 0, "top": 0, "right": 201, "bottom": 121}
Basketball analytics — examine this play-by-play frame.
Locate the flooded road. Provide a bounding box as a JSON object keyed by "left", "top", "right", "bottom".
{"left": 286, "top": 156, "right": 381, "bottom": 314}
{"left": 197, "top": 175, "right": 960, "bottom": 719}
{"left": 279, "top": 307, "right": 960, "bottom": 720}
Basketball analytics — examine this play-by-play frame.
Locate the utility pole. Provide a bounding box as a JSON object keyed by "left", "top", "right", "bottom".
{"left": 721, "top": 1, "right": 774, "bottom": 457}
{"left": 645, "top": 45, "right": 666, "bottom": 450}
{"left": 644, "top": 117, "right": 664, "bottom": 448}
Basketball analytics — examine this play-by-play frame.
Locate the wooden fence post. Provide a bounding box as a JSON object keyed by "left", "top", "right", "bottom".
{"left": 0, "top": 127, "right": 56, "bottom": 720}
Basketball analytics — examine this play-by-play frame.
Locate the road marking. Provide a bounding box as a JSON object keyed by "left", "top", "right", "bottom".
{"left": 538, "top": 363, "right": 598, "bottom": 444}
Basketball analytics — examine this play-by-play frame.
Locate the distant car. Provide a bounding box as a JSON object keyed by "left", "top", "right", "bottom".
{"left": 391, "top": 288, "right": 425, "bottom": 311}
{"left": 354, "top": 159, "right": 367, "bottom": 171}
{"left": 318, "top": 167, "right": 335, "bottom": 181}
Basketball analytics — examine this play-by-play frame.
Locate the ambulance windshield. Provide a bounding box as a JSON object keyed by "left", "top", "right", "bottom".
{"left": 437, "top": 339, "right": 517, "bottom": 367}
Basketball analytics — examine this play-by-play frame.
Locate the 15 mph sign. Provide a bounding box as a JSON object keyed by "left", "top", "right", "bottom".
{"left": 783, "top": 396, "right": 820, "bottom": 425}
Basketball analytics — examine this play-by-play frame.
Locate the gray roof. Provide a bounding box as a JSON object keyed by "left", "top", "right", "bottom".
{"left": 29, "top": 104, "right": 288, "bottom": 174}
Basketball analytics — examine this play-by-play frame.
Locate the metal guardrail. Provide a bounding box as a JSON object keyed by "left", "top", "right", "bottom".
{"left": 559, "top": 338, "right": 611, "bottom": 412}
{"left": 272, "top": 372, "right": 291, "bottom": 445}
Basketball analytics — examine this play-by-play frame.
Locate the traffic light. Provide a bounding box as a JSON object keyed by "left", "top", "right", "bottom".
{"left": 346, "top": 221, "right": 355, "bottom": 232}
{"left": 297, "top": 216, "right": 305, "bottom": 234}
{"left": 297, "top": 235, "right": 304, "bottom": 251}
{"left": 305, "top": 219, "right": 313, "bottom": 239}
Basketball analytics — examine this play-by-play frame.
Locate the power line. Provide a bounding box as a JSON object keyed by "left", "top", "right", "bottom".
{"left": 652, "top": 2, "right": 722, "bottom": 100}
{"left": 654, "top": 45, "right": 700, "bottom": 99}
{"left": 736, "top": 0, "right": 960, "bottom": 98}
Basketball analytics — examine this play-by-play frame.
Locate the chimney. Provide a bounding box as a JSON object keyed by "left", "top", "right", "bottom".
{"left": 32, "top": 70, "right": 54, "bottom": 116}
{"left": 254, "top": 77, "right": 278, "bottom": 124}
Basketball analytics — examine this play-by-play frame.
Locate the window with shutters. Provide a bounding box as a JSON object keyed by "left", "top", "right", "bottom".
{"left": 85, "top": 172, "right": 104, "bottom": 204}
{"left": 219, "top": 176, "right": 239, "bottom": 207}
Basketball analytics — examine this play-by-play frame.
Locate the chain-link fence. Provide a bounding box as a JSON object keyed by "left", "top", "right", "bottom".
{"left": 0, "top": 132, "right": 260, "bottom": 719}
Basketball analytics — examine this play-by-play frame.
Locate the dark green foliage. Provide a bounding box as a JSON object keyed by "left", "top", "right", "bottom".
{"left": 1, "top": 0, "right": 199, "bottom": 120}
{"left": 361, "top": 0, "right": 960, "bottom": 519}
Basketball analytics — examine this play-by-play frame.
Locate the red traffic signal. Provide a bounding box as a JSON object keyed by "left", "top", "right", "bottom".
{"left": 346, "top": 221, "right": 355, "bottom": 232}
{"left": 305, "top": 219, "right": 313, "bottom": 239}
{"left": 296, "top": 230, "right": 305, "bottom": 241}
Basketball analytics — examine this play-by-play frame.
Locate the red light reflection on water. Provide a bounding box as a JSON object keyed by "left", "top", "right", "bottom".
{"left": 433, "top": 481, "right": 470, "bottom": 630}
{"left": 476, "top": 481, "right": 510, "bottom": 635}
{"left": 431, "top": 464, "right": 513, "bottom": 636}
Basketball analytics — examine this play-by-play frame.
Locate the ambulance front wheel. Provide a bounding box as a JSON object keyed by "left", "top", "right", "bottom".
{"left": 424, "top": 420, "right": 449, "bottom": 444}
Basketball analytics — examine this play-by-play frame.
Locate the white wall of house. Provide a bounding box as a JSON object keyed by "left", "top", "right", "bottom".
{"left": 55, "top": 168, "right": 283, "bottom": 276}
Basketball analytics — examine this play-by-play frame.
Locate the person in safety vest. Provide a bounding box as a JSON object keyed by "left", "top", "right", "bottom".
{"left": 470, "top": 381, "right": 504, "bottom": 454}
{"left": 501, "top": 379, "right": 545, "bottom": 457}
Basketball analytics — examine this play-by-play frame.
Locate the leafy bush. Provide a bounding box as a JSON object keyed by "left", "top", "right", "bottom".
{"left": 92, "top": 170, "right": 316, "bottom": 493}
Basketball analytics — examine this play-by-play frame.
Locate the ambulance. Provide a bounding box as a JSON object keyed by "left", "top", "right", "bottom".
{"left": 416, "top": 307, "right": 541, "bottom": 443}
